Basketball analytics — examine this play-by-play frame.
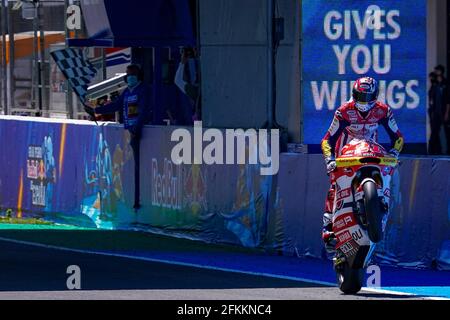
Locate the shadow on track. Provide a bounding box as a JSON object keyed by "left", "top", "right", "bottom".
{"left": 0, "top": 234, "right": 320, "bottom": 292}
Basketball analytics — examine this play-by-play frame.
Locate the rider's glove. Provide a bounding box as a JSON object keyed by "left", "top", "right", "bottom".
{"left": 325, "top": 157, "right": 337, "bottom": 174}
{"left": 389, "top": 148, "right": 400, "bottom": 158}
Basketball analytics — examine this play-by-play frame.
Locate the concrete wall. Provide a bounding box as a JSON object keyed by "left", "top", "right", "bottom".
{"left": 428, "top": 0, "right": 447, "bottom": 74}
{"left": 199, "top": 0, "right": 301, "bottom": 141}
{"left": 427, "top": 0, "right": 448, "bottom": 142}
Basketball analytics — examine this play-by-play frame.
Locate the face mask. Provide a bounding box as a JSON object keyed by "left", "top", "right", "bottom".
{"left": 127, "top": 75, "right": 139, "bottom": 88}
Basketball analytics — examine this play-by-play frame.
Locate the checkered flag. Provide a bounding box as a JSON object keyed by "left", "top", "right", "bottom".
{"left": 51, "top": 48, "right": 97, "bottom": 102}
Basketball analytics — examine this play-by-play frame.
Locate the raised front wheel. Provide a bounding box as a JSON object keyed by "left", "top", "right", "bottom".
{"left": 363, "top": 181, "right": 383, "bottom": 243}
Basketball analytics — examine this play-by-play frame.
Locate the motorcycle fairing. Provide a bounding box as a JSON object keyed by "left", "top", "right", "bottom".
{"left": 331, "top": 139, "right": 398, "bottom": 269}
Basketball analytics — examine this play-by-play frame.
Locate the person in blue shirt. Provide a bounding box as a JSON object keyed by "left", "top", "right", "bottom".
{"left": 88, "top": 64, "right": 152, "bottom": 210}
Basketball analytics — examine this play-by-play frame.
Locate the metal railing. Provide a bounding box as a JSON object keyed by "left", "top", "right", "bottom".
{"left": 0, "top": 0, "right": 89, "bottom": 120}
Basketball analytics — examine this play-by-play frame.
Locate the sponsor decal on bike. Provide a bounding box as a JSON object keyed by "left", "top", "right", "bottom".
{"left": 333, "top": 212, "right": 357, "bottom": 233}
{"left": 338, "top": 158, "right": 357, "bottom": 164}
{"left": 337, "top": 239, "right": 359, "bottom": 257}
{"left": 336, "top": 187, "right": 351, "bottom": 201}
{"left": 343, "top": 167, "right": 353, "bottom": 174}
{"left": 382, "top": 166, "right": 392, "bottom": 176}
{"left": 352, "top": 229, "right": 363, "bottom": 241}
{"left": 337, "top": 230, "right": 352, "bottom": 243}
{"left": 335, "top": 200, "right": 344, "bottom": 211}
{"left": 361, "top": 152, "right": 377, "bottom": 157}
{"left": 334, "top": 185, "right": 350, "bottom": 211}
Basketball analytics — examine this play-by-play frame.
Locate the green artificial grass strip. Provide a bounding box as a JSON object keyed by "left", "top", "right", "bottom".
{"left": 0, "top": 217, "right": 52, "bottom": 225}
{"left": 0, "top": 222, "right": 94, "bottom": 231}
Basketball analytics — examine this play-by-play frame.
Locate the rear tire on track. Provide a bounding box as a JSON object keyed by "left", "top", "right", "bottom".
{"left": 336, "top": 264, "right": 364, "bottom": 294}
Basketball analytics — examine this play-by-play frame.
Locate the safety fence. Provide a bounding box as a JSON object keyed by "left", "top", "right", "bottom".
{"left": 0, "top": 116, "right": 449, "bottom": 270}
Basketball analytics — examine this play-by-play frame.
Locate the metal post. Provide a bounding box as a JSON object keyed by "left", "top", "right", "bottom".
{"left": 38, "top": 4, "right": 47, "bottom": 115}
{"left": 64, "top": 0, "right": 74, "bottom": 119}
{"left": 0, "top": 2, "right": 2, "bottom": 114}
{"left": 153, "top": 47, "right": 162, "bottom": 124}
{"left": 267, "top": 0, "right": 274, "bottom": 129}
{"left": 102, "top": 48, "right": 107, "bottom": 80}
{"left": 32, "top": 2, "right": 41, "bottom": 115}
{"left": 8, "top": 0, "right": 15, "bottom": 113}
{"left": 1, "top": 0, "right": 8, "bottom": 115}
{"left": 299, "top": 0, "right": 303, "bottom": 143}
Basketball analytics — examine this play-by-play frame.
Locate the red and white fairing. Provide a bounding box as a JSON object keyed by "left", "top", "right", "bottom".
{"left": 330, "top": 138, "right": 397, "bottom": 258}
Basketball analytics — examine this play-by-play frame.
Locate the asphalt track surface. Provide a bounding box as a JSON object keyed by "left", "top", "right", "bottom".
{"left": 0, "top": 238, "right": 427, "bottom": 300}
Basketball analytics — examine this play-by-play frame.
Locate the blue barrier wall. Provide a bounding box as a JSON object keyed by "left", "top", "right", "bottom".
{"left": 0, "top": 116, "right": 449, "bottom": 270}
{"left": 0, "top": 116, "right": 280, "bottom": 248}
{"left": 278, "top": 153, "right": 450, "bottom": 270}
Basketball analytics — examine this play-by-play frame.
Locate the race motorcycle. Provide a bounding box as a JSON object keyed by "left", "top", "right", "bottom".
{"left": 330, "top": 138, "right": 399, "bottom": 294}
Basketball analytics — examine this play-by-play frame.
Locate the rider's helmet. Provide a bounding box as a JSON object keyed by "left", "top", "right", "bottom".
{"left": 352, "top": 77, "right": 379, "bottom": 112}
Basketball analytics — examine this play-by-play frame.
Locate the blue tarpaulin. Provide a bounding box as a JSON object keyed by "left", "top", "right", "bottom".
{"left": 68, "top": 0, "right": 195, "bottom": 48}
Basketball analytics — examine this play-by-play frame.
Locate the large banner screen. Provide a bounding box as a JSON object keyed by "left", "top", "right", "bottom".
{"left": 302, "top": 0, "right": 427, "bottom": 144}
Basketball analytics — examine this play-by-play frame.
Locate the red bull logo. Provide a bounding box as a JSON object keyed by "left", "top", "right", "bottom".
{"left": 152, "top": 158, "right": 182, "bottom": 210}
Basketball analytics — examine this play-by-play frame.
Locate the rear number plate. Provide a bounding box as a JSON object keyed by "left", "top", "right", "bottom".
{"left": 339, "top": 239, "right": 359, "bottom": 257}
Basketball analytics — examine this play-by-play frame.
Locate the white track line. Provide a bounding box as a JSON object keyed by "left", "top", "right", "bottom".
{"left": 362, "top": 287, "right": 448, "bottom": 300}
{"left": 0, "top": 236, "right": 445, "bottom": 299}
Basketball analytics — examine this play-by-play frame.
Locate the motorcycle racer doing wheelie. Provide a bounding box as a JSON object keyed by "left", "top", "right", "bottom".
{"left": 321, "top": 76, "right": 404, "bottom": 253}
